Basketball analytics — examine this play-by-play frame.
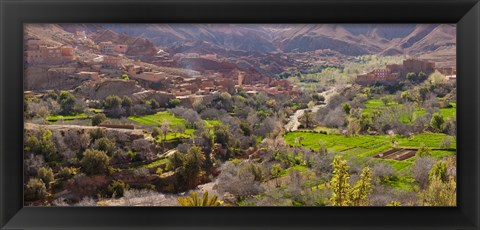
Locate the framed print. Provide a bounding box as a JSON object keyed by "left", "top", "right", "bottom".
{"left": 1, "top": 0, "right": 479, "bottom": 229}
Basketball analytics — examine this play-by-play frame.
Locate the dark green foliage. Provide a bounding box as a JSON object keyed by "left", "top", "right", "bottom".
{"left": 59, "top": 91, "right": 77, "bottom": 115}
{"left": 107, "top": 180, "right": 128, "bottom": 197}
{"left": 342, "top": 103, "right": 351, "bottom": 115}
{"left": 104, "top": 96, "right": 122, "bottom": 109}
{"left": 151, "top": 127, "right": 161, "bottom": 139}
{"left": 239, "top": 121, "right": 252, "bottom": 136}
{"left": 93, "top": 137, "right": 117, "bottom": 156}
{"left": 37, "top": 167, "right": 54, "bottom": 187}
{"left": 91, "top": 113, "right": 107, "bottom": 126}
{"left": 214, "top": 124, "right": 233, "bottom": 148}
{"left": 24, "top": 130, "right": 60, "bottom": 162}
{"left": 25, "top": 178, "right": 47, "bottom": 201}
{"left": 122, "top": 96, "right": 133, "bottom": 108}
{"left": 58, "top": 167, "right": 77, "bottom": 180}
{"left": 89, "top": 128, "right": 106, "bottom": 142}
{"left": 150, "top": 99, "right": 160, "bottom": 109}
{"left": 168, "top": 98, "right": 181, "bottom": 108}
{"left": 429, "top": 160, "right": 448, "bottom": 182}
{"left": 80, "top": 149, "right": 110, "bottom": 175}
{"left": 430, "top": 113, "right": 445, "bottom": 131}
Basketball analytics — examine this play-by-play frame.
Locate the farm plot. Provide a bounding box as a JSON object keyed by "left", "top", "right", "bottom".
{"left": 129, "top": 111, "right": 221, "bottom": 141}
{"left": 283, "top": 132, "right": 391, "bottom": 156}
{"left": 372, "top": 148, "right": 417, "bottom": 161}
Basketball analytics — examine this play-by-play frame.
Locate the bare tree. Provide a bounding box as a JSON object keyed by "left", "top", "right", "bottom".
{"left": 412, "top": 156, "right": 437, "bottom": 189}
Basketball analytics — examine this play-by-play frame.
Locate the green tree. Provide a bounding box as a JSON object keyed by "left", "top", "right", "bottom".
{"left": 37, "top": 167, "right": 54, "bottom": 188}
{"left": 107, "top": 180, "right": 129, "bottom": 197}
{"left": 270, "top": 163, "right": 283, "bottom": 187}
{"left": 93, "top": 137, "right": 117, "bottom": 156}
{"left": 180, "top": 146, "right": 206, "bottom": 188}
{"left": 121, "top": 96, "right": 133, "bottom": 108}
{"left": 177, "top": 191, "right": 222, "bottom": 206}
{"left": 104, "top": 96, "right": 122, "bottom": 110}
{"left": 90, "top": 128, "right": 106, "bottom": 142}
{"left": 430, "top": 113, "right": 445, "bottom": 131}
{"left": 91, "top": 113, "right": 107, "bottom": 126}
{"left": 406, "top": 72, "right": 417, "bottom": 82}
{"left": 429, "top": 160, "right": 448, "bottom": 183}
{"left": 58, "top": 167, "right": 77, "bottom": 180}
{"left": 329, "top": 156, "right": 351, "bottom": 206}
{"left": 214, "top": 124, "right": 233, "bottom": 148}
{"left": 418, "top": 71, "right": 428, "bottom": 82}
{"left": 168, "top": 98, "right": 181, "bottom": 108}
{"left": 363, "top": 87, "right": 371, "bottom": 98}
{"left": 342, "top": 103, "right": 351, "bottom": 115}
{"left": 401, "top": 91, "right": 411, "bottom": 103}
{"left": 121, "top": 74, "right": 130, "bottom": 80}
{"left": 80, "top": 149, "right": 110, "bottom": 175}
{"left": 169, "top": 151, "right": 184, "bottom": 170}
{"left": 300, "top": 110, "right": 313, "bottom": 128}
{"left": 416, "top": 143, "right": 432, "bottom": 157}
{"left": 349, "top": 167, "right": 372, "bottom": 206}
{"left": 428, "top": 71, "right": 445, "bottom": 85}
{"left": 419, "top": 175, "right": 456, "bottom": 206}
{"left": 59, "top": 91, "right": 77, "bottom": 115}
{"left": 25, "top": 178, "right": 47, "bottom": 201}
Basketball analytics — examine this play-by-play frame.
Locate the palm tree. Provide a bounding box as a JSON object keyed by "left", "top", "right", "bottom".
{"left": 177, "top": 191, "right": 222, "bottom": 206}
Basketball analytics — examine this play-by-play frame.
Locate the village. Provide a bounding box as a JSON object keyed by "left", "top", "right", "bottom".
{"left": 24, "top": 30, "right": 301, "bottom": 108}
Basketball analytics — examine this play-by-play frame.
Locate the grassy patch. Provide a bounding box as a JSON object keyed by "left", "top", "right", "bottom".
{"left": 140, "top": 158, "right": 169, "bottom": 169}
{"left": 284, "top": 132, "right": 390, "bottom": 154}
{"left": 46, "top": 113, "right": 88, "bottom": 122}
{"left": 383, "top": 176, "right": 417, "bottom": 191}
{"left": 396, "top": 133, "right": 456, "bottom": 148}
{"left": 128, "top": 111, "right": 185, "bottom": 126}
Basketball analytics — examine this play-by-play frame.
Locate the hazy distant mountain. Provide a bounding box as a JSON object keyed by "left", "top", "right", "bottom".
{"left": 102, "top": 24, "right": 279, "bottom": 53}
{"left": 102, "top": 24, "right": 456, "bottom": 56}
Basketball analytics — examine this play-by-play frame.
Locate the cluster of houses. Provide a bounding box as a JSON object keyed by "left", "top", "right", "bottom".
{"left": 24, "top": 39, "right": 76, "bottom": 64}
{"left": 24, "top": 30, "right": 301, "bottom": 103}
{"left": 122, "top": 62, "right": 298, "bottom": 98}
{"left": 356, "top": 58, "right": 456, "bottom": 85}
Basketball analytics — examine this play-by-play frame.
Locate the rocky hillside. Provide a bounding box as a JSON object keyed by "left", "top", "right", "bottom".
{"left": 103, "top": 24, "right": 456, "bottom": 56}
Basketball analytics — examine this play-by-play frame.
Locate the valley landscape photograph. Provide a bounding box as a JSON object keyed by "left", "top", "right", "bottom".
{"left": 23, "top": 24, "right": 457, "bottom": 206}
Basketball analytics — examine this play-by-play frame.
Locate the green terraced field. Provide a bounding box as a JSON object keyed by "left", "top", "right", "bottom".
{"left": 46, "top": 113, "right": 88, "bottom": 121}
{"left": 362, "top": 99, "right": 456, "bottom": 124}
{"left": 128, "top": 111, "right": 185, "bottom": 127}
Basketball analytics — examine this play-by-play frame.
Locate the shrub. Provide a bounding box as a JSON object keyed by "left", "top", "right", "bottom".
{"left": 107, "top": 180, "right": 128, "bottom": 198}
{"left": 150, "top": 99, "right": 160, "bottom": 109}
{"left": 90, "top": 128, "right": 106, "bottom": 142}
{"left": 151, "top": 127, "right": 161, "bottom": 139}
{"left": 80, "top": 149, "right": 110, "bottom": 175}
{"left": 122, "top": 96, "right": 133, "bottom": 108}
{"left": 25, "top": 178, "right": 47, "bottom": 201}
{"left": 91, "top": 113, "right": 107, "bottom": 126}
{"left": 416, "top": 144, "right": 432, "bottom": 157}
{"left": 429, "top": 160, "right": 448, "bottom": 182}
{"left": 58, "top": 167, "right": 77, "bottom": 180}
{"left": 59, "top": 91, "right": 77, "bottom": 115}
{"left": 37, "top": 167, "right": 55, "bottom": 187}
{"left": 104, "top": 96, "right": 122, "bottom": 110}
{"left": 93, "top": 137, "right": 117, "bottom": 156}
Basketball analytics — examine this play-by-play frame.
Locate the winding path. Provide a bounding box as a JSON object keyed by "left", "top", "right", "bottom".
{"left": 284, "top": 85, "right": 348, "bottom": 132}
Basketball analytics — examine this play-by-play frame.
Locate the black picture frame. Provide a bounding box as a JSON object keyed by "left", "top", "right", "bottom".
{"left": 1, "top": 0, "right": 479, "bottom": 229}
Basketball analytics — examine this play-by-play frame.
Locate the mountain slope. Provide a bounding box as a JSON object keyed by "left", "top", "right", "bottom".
{"left": 102, "top": 24, "right": 455, "bottom": 57}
